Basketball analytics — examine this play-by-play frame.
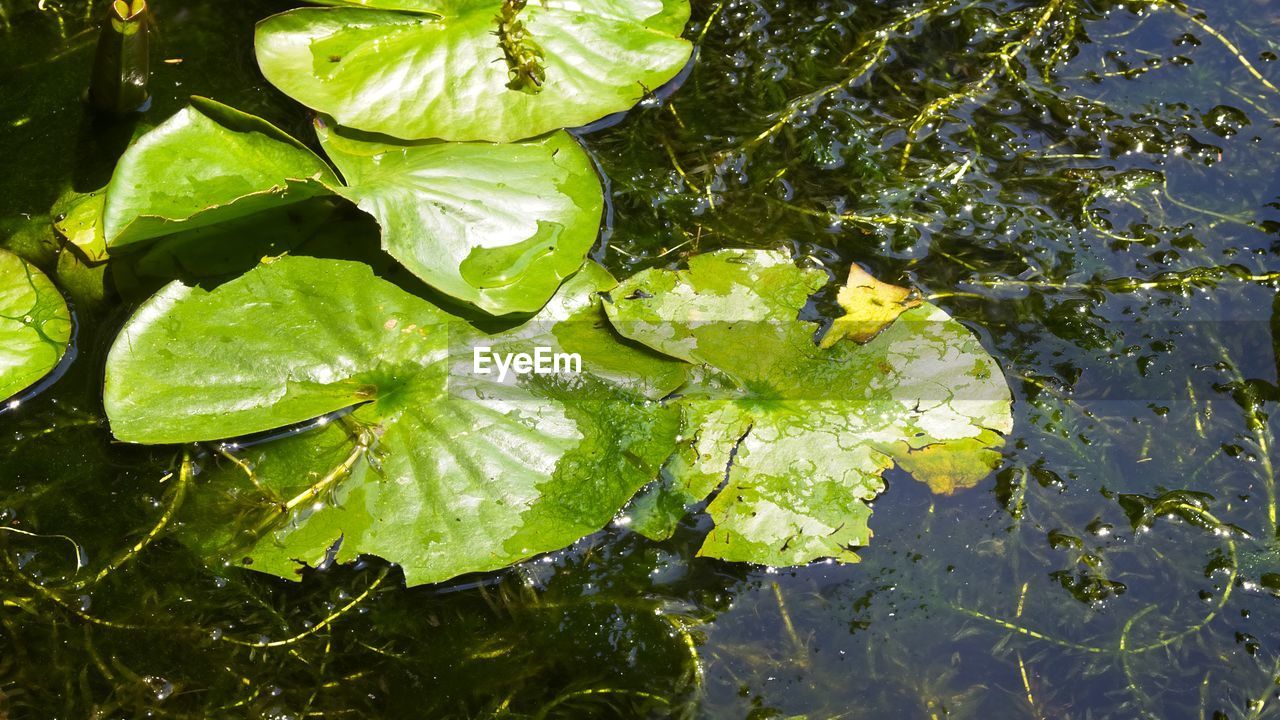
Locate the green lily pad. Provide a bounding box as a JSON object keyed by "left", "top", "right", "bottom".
{"left": 254, "top": 1, "right": 693, "bottom": 142}
{"left": 102, "top": 100, "right": 602, "bottom": 315}
{"left": 0, "top": 249, "right": 73, "bottom": 402}
{"left": 108, "top": 198, "right": 379, "bottom": 301}
{"left": 604, "top": 249, "right": 1013, "bottom": 565}
{"left": 308, "top": 0, "right": 446, "bottom": 10}
{"left": 102, "top": 97, "right": 340, "bottom": 248}
{"left": 104, "top": 255, "right": 685, "bottom": 585}
{"left": 318, "top": 123, "right": 604, "bottom": 315}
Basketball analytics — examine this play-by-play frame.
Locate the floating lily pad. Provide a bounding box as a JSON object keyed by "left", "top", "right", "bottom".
{"left": 255, "top": 0, "right": 693, "bottom": 142}
{"left": 102, "top": 97, "right": 340, "bottom": 248}
{"left": 605, "top": 249, "right": 1013, "bottom": 565}
{"left": 104, "top": 255, "right": 685, "bottom": 585}
{"left": 308, "top": 0, "right": 447, "bottom": 9}
{"left": 318, "top": 123, "right": 604, "bottom": 315}
{"left": 0, "top": 249, "right": 72, "bottom": 402}
{"left": 108, "top": 197, "right": 377, "bottom": 301}
{"left": 102, "top": 101, "right": 604, "bottom": 315}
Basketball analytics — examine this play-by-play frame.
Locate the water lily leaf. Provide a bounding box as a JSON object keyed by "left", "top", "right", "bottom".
{"left": 318, "top": 123, "right": 604, "bottom": 315}
{"left": 105, "top": 255, "right": 685, "bottom": 585}
{"left": 108, "top": 198, "right": 378, "bottom": 302}
{"left": 0, "top": 249, "right": 72, "bottom": 402}
{"left": 307, "top": 0, "right": 445, "bottom": 11}
{"left": 102, "top": 97, "right": 339, "bottom": 248}
{"left": 254, "top": 1, "right": 693, "bottom": 142}
{"left": 309, "top": 0, "right": 689, "bottom": 31}
{"left": 604, "top": 249, "right": 1013, "bottom": 565}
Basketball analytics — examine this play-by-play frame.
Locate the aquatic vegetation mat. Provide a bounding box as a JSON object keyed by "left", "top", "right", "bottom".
{"left": 4, "top": 0, "right": 1280, "bottom": 717}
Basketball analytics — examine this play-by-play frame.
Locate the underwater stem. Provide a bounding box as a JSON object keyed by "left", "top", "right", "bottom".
{"left": 70, "top": 451, "right": 191, "bottom": 590}
{"left": 220, "top": 568, "right": 389, "bottom": 649}
{"left": 88, "top": 0, "right": 150, "bottom": 115}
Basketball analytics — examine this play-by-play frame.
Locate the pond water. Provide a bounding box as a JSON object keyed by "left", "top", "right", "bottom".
{"left": 3, "top": 0, "right": 1280, "bottom": 717}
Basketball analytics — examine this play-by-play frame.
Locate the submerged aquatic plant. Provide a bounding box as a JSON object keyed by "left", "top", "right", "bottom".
{"left": 87, "top": 0, "right": 150, "bottom": 115}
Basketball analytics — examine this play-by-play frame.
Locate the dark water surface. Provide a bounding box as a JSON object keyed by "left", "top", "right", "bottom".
{"left": 4, "top": 0, "right": 1280, "bottom": 717}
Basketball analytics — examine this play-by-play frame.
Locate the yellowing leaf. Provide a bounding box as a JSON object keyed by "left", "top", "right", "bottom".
{"left": 606, "top": 248, "right": 1013, "bottom": 565}
{"left": 892, "top": 431, "right": 1004, "bottom": 495}
{"left": 820, "top": 263, "right": 921, "bottom": 347}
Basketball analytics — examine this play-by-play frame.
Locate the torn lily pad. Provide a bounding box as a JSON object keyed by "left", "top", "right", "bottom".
{"left": 605, "top": 249, "right": 1012, "bottom": 565}
{"left": 104, "top": 255, "right": 685, "bottom": 585}
{"left": 0, "top": 249, "right": 73, "bottom": 402}
{"left": 254, "top": 0, "right": 693, "bottom": 142}
{"left": 318, "top": 122, "right": 604, "bottom": 315}
{"left": 102, "top": 97, "right": 340, "bottom": 248}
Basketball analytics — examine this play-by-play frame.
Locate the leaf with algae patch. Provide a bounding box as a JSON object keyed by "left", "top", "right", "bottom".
{"left": 606, "top": 249, "right": 1013, "bottom": 565}
{"left": 104, "top": 255, "right": 686, "bottom": 585}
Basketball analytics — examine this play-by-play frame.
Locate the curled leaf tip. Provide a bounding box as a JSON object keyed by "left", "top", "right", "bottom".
{"left": 111, "top": 0, "right": 147, "bottom": 22}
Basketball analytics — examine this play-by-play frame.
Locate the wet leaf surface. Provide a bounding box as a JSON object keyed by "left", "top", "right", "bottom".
{"left": 254, "top": 0, "right": 693, "bottom": 141}
{"left": 104, "top": 256, "right": 684, "bottom": 584}
{"left": 607, "top": 249, "right": 1012, "bottom": 563}
{"left": 319, "top": 123, "right": 604, "bottom": 315}
{"left": 0, "top": 249, "right": 72, "bottom": 401}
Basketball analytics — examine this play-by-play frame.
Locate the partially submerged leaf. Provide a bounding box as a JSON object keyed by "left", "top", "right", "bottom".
{"left": 56, "top": 245, "right": 109, "bottom": 310}
{"left": 894, "top": 431, "right": 1004, "bottom": 495}
{"left": 820, "top": 263, "right": 922, "bottom": 346}
{"left": 0, "top": 249, "right": 72, "bottom": 401}
{"left": 254, "top": 1, "right": 693, "bottom": 142}
{"left": 102, "top": 97, "right": 340, "bottom": 248}
{"left": 53, "top": 190, "right": 109, "bottom": 263}
{"left": 88, "top": 0, "right": 150, "bottom": 115}
{"left": 605, "top": 249, "right": 1013, "bottom": 565}
{"left": 318, "top": 123, "right": 604, "bottom": 315}
{"left": 105, "top": 256, "right": 685, "bottom": 585}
